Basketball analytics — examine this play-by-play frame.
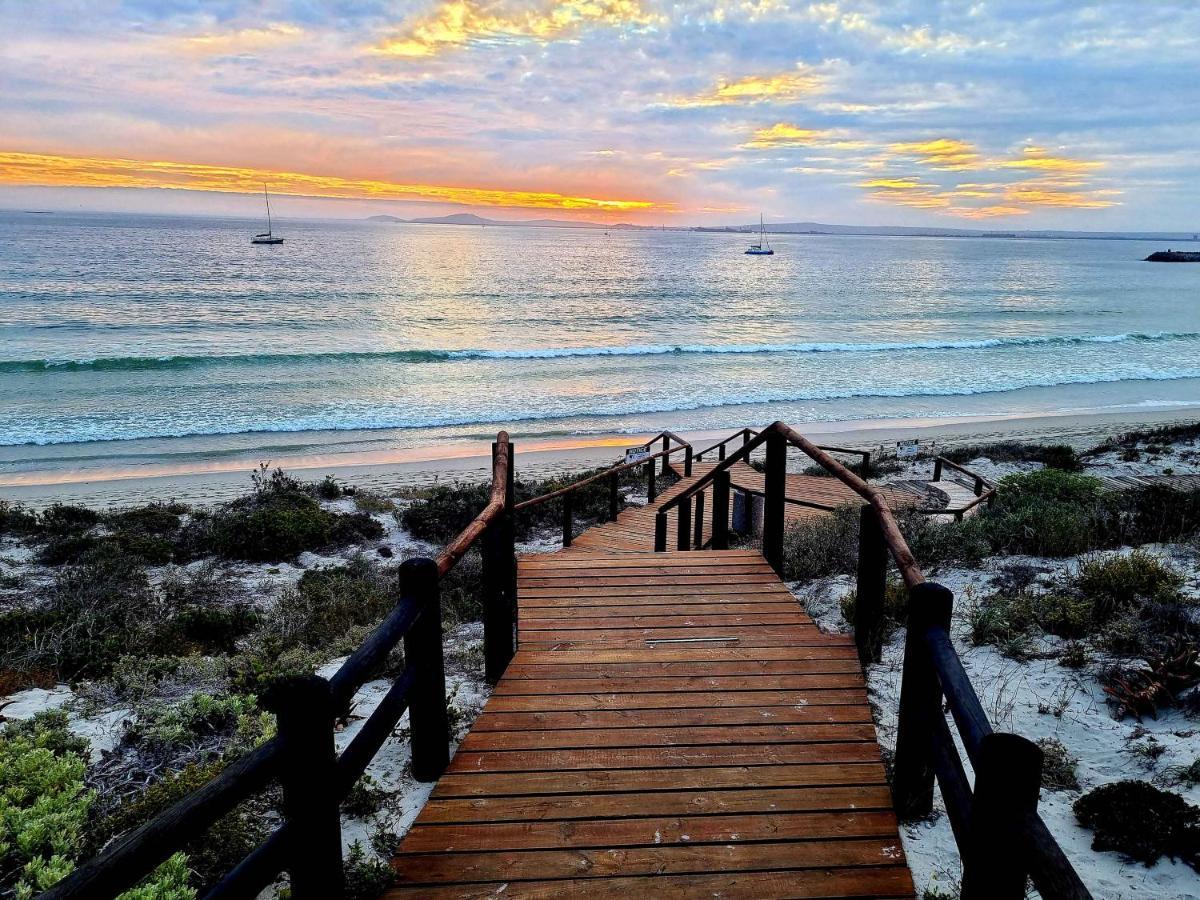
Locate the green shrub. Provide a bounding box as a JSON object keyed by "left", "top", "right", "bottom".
{"left": 0, "top": 501, "right": 39, "bottom": 537}
{"left": 343, "top": 841, "right": 395, "bottom": 900}
{"left": 317, "top": 475, "right": 343, "bottom": 500}
{"left": 343, "top": 775, "right": 388, "bottom": 819}
{"left": 107, "top": 502, "right": 188, "bottom": 535}
{"left": 268, "top": 557, "right": 397, "bottom": 650}
{"left": 120, "top": 693, "right": 274, "bottom": 763}
{"left": 95, "top": 760, "right": 264, "bottom": 893}
{"left": 1073, "top": 551, "right": 1184, "bottom": 622}
{"left": 781, "top": 506, "right": 860, "bottom": 581}
{"left": 1, "top": 544, "right": 165, "bottom": 680}
{"left": 1038, "top": 737, "right": 1080, "bottom": 791}
{"left": 839, "top": 579, "right": 909, "bottom": 642}
{"left": 1074, "top": 780, "right": 1200, "bottom": 869}
{"left": 438, "top": 549, "right": 483, "bottom": 625}
{"left": 39, "top": 504, "right": 101, "bottom": 537}
{"left": 942, "top": 441, "right": 1082, "bottom": 472}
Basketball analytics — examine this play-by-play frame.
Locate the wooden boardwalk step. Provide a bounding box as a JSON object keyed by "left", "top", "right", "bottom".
{"left": 388, "top": 505, "right": 913, "bottom": 896}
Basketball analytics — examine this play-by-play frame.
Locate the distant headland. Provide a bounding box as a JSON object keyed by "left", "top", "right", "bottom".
{"left": 1145, "top": 250, "right": 1200, "bottom": 262}
{"left": 365, "top": 213, "right": 1200, "bottom": 243}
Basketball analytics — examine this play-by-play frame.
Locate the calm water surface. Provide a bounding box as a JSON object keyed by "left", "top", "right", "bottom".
{"left": 2, "top": 211, "right": 1198, "bottom": 461}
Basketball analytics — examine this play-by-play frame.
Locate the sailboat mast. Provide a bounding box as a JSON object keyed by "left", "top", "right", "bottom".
{"left": 264, "top": 185, "right": 272, "bottom": 236}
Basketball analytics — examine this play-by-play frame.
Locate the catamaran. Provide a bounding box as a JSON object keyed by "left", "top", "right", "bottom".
{"left": 745, "top": 214, "right": 774, "bottom": 255}
{"left": 251, "top": 186, "right": 284, "bottom": 245}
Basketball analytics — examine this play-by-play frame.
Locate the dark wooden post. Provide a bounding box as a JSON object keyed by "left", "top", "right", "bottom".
{"left": 742, "top": 429, "right": 751, "bottom": 447}
{"left": 654, "top": 511, "right": 667, "bottom": 552}
{"left": 483, "top": 443, "right": 514, "bottom": 684}
{"left": 677, "top": 496, "right": 691, "bottom": 551}
{"left": 933, "top": 458, "right": 944, "bottom": 481}
{"left": 693, "top": 491, "right": 705, "bottom": 548}
{"left": 561, "top": 490, "right": 573, "bottom": 548}
{"left": 661, "top": 435, "right": 670, "bottom": 475}
{"left": 271, "top": 676, "right": 344, "bottom": 899}
{"left": 719, "top": 443, "right": 726, "bottom": 461}
{"left": 402, "top": 557, "right": 449, "bottom": 782}
{"left": 711, "top": 469, "right": 730, "bottom": 550}
{"left": 961, "top": 733, "right": 1043, "bottom": 900}
{"left": 646, "top": 460, "right": 656, "bottom": 502}
{"left": 973, "top": 476, "right": 984, "bottom": 497}
{"left": 855, "top": 504, "right": 888, "bottom": 666}
{"left": 684, "top": 445, "right": 693, "bottom": 477}
{"left": 608, "top": 471, "right": 619, "bottom": 521}
{"left": 762, "top": 429, "right": 787, "bottom": 576}
{"left": 892, "top": 581, "right": 954, "bottom": 819}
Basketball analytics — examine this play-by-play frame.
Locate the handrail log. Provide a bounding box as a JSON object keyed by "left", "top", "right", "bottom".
{"left": 1024, "top": 812, "right": 1095, "bottom": 899}
{"left": 40, "top": 740, "right": 284, "bottom": 899}
{"left": 328, "top": 595, "right": 421, "bottom": 708}
{"left": 435, "top": 432, "right": 510, "bottom": 577}
{"left": 934, "top": 455, "right": 997, "bottom": 490}
{"left": 694, "top": 427, "right": 759, "bottom": 461}
{"left": 513, "top": 443, "right": 688, "bottom": 511}
{"left": 773, "top": 423, "right": 924, "bottom": 588}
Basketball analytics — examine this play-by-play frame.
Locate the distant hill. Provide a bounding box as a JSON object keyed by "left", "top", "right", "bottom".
{"left": 365, "top": 213, "right": 1199, "bottom": 242}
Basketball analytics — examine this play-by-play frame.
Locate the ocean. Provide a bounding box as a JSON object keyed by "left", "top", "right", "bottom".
{"left": 2, "top": 210, "right": 1199, "bottom": 485}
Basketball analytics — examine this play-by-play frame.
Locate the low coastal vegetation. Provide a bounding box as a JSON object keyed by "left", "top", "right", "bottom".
{"left": 0, "top": 455, "right": 666, "bottom": 897}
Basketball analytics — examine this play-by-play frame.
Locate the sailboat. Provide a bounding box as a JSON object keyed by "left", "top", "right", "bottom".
{"left": 251, "top": 185, "right": 284, "bottom": 245}
{"left": 745, "top": 214, "right": 774, "bottom": 255}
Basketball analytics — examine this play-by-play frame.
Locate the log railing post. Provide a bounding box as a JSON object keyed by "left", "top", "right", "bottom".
{"left": 608, "top": 471, "right": 619, "bottom": 521}
{"left": 654, "top": 511, "right": 667, "bottom": 552}
{"left": 693, "top": 491, "right": 705, "bottom": 549}
{"left": 647, "top": 460, "right": 656, "bottom": 502}
{"left": 561, "top": 490, "right": 573, "bottom": 548}
{"left": 742, "top": 429, "right": 750, "bottom": 447}
{"left": 973, "top": 476, "right": 984, "bottom": 497}
{"left": 711, "top": 469, "right": 730, "bottom": 550}
{"left": 718, "top": 443, "right": 726, "bottom": 461}
{"left": 762, "top": 429, "right": 787, "bottom": 576}
{"left": 661, "top": 435, "right": 670, "bottom": 475}
{"left": 933, "top": 458, "right": 944, "bottom": 481}
{"left": 893, "top": 581, "right": 954, "bottom": 819}
{"left": 684, "top": 444, "right": 693, "bottom": 477}
{"left": 961, "top": 733, "right": 1043, "bottom": 900}
{"left": 402, "top": 557, "right": 450, "bottom": 782}
{"left": 270, "top": 676, "right": 344, "bottom": 899}
{"left": 483, "top": 444, "right": 514, "bottom": 683}
{"left": 677, "top": 496, "right": 691, "bottom": 551}
{"left": 855, "top": 504, "right": 888, "bottom": 666}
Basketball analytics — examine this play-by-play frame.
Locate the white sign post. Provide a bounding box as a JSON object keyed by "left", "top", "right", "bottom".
{"left": 896, "top": 439, "right": 920, "bottom": 459}
{"left": 625, "top": 447, "right": 651, "bottom": 465}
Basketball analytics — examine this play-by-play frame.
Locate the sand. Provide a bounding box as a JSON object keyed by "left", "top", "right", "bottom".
{"left": 3, "top": 405, "right": 1198, "bottom": 509}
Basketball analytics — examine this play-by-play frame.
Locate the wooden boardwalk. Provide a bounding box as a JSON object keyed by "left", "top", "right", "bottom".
{"left": 388, "top": 479, "right": 915, "bottom": 897}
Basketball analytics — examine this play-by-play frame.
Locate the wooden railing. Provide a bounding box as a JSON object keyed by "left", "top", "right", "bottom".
{"left": 654, "top": 421, "right": 1092, "bottom": 900}
{"left": 42, "top": 434, "right": 519, "bottom": 900}
{"left": 927, "top": 455, "right": 998, "bottom": 520}
{"left": 514, "top": 430, "right": 691, "bottom": 548}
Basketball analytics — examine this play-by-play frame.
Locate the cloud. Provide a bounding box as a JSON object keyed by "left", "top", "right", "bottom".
{"left": 668, "top": 66, "right": 826, "bottom": 108}
{"left": 373, "top": 0, "right": 660, "bottom": 57}
{"left": 178, "top": 24, "right": 305, "bottom": 56}
{"left": 0, "top": 151, "right": 665, "bottom": 212}
{"left": 887, "top": 138, "right": 983, "bottom": 171}
{"left": 741, "top": 123, "right": 833, "bottom": 149}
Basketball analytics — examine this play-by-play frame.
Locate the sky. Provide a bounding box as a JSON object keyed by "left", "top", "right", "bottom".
{"left": 1, "top": 1, "right": 1198, "bottom": 228}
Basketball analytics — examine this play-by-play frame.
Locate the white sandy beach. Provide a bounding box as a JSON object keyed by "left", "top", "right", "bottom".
{"left": 4, "top": 404, "right": 1199, "bottom": 508}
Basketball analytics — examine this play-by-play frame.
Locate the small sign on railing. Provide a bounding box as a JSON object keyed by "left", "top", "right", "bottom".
{"left": 625, "top": 446, "right": 651, "bottom": 464}
{"left": 896, "top": 439, "right": 920, "bottom": 459}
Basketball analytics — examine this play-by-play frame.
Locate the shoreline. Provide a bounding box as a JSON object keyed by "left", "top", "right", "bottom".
{"left": 3, "top": 403, "right": 1197, "bottom": 508}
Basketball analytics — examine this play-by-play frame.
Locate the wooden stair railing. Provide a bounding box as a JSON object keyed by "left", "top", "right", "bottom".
{"left": 654, "top": 420, "right": 1093, "bottom": 900}
{"left": 41, "top": 435, "right": 520, "bottom": 900}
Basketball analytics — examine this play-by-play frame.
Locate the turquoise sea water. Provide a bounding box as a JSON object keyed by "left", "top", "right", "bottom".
{"left": 2, "top": 211, "right": 1198, "bottom": 458}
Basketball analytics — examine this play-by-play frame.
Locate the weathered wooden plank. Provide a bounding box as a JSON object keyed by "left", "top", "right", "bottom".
{"left": 385, "top": 865, "right": 916, "bottom": 899}
{"left": 446, "top": 742, "right": 880, "bottom": 774}
{"left": 417, "top": 784, "right": 896, "bottom": 823}
{"left": 491, "top": 674, "right": 865, "bottom": 695}
{"left": 431, "top": 762, "right": 889, "bottom": 799}
{"left": 459, "top": 722, "right": 877, "bottom": 751}
{"left": 469, "top": 704, "right": 874, "bottom": 731}
{"left": 393, "top": 838, "right": 906, "bottom": 883}
{"left": 501, "top": 658, "right": 865, "bottom": 677}
{"left": 400, "top": 809, "right": 901, "bottom": 852}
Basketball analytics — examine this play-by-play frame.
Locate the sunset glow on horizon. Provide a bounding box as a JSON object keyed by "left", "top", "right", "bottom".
{"left": 2, "top": 1, "right": 1197, "bottom": 226}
